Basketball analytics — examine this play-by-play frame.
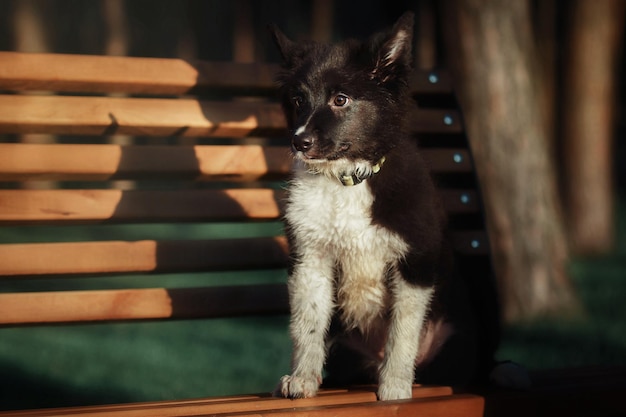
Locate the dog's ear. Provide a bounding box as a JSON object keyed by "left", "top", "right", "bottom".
{"left": 268, "top": 23, "right": 296, "bottom": 63}
{"left": 370, "top": 11, "right": 414, "bottom": 84}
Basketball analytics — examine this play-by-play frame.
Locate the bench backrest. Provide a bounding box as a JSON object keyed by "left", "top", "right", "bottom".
{"left": 0, "top": 51, "right": 490, "bottom": 326}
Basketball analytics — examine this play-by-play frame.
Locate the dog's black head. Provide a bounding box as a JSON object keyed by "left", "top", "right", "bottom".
{"left": 269, "top": 13, "right": 414, "bottom": 179}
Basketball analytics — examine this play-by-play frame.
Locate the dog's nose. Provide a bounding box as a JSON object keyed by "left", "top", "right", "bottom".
{"left": 292, "top": 133, "right": 315, "bottom": 152}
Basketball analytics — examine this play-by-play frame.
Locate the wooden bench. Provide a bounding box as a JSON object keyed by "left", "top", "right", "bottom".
{"left": 0, "top": 51, "right": 624, "bottom": 417}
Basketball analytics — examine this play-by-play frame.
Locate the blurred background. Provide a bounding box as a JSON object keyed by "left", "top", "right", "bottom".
{"left": 0, "top": 0, "right": 624, "bottom": 410}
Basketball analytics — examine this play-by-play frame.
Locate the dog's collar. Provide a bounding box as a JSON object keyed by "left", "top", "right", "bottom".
{"left": 338, "top": 156, "right": 386, "bottom": 186}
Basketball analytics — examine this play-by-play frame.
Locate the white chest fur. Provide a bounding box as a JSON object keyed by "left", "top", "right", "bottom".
{"left": 285, "top": 168, "right": 410, "bottom": 330}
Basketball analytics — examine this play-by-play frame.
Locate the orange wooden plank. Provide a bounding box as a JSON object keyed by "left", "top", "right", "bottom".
{"left": 0, "top": 288, "right": 173, "bottom": 324}
{"left": 0, "top": 144, "right": 292, "bottom": 181}
{"left": 0, "top": 144, "right": 470, "bottom": 181}
{"left": 0, "top": 52, "right": 451, "bottom": 95}
{"left": 0, "top": 391, "right": 373, "bottom": 417}
{"left": 0, "top": 95, "right": 286, "bottom": 137}
{"left": 220, "top": 394, "right": 484, "bottom": 417}
{"left": 0, "top": 189, "right": 284, "bottom": 224}
{"left": 0, "top": 52, "right": 276, "bottom": 95}
{"left": 0, "top": 238, "right": 289, "bottom": 277}
{"left": 0, "top": 231, "right": 485, "bottom": 278}
{"left": 0, "top": 189, "right": 477, "bottom": 225}
{"left": 0, "top": 386, "right": 454, "bottom": 417}
{"left": 0, "top": 95, "right": 460, "bottom": 137}
{"left": 0, "top": 284, "right": 289, "bottom": 324}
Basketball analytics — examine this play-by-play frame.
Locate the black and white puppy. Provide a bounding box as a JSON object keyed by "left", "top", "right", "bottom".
{"left": 269, "top": 12, "right": 480, "bottom": 401}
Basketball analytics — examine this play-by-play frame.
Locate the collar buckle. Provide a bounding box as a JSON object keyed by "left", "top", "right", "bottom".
{"left": 339, "top": 156, "right": 386, "bottom": 186}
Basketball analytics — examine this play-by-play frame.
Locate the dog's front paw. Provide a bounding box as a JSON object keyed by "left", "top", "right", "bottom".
{"left": 377, "top": 378, "right": 412, "bottom": 401}
{"left": 274, "top": 374, "right": 320, "bottom": 399}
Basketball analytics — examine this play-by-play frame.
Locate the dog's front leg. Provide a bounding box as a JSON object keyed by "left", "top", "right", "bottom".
{"left": 277, "top": 254, "right": 334, "bottom": 399}
{"left": 378, "top": 276, "right": 434, "bottom": 401}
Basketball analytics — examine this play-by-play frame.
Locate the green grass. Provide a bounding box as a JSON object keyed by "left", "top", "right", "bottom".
{"left": 497, "top": 265, "right": 626, "bottom": 368}
{"left": 496, "top": 198, "right": 626, "bottom": 370}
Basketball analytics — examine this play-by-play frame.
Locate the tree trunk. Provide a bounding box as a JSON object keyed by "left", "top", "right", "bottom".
{"left": 442, "top": 0, "right": 581, "bottom": 322}
{"left": 562, "top": 0, "right": 625, "bottom": 255}
{"left": 533, "top": 0, "right": 558, "bottom": 165}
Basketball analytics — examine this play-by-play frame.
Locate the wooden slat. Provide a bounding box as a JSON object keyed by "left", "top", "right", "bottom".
{"left": 440, "top": 190, "right": 479, "bottom": 213}
{"left": 410, "top": 69, "right": 453, "bottom": 94}
{"left": 452, "top": 231, "right": 490, "bottom": 255}
{"left": 0, "top": 51, "right": 452, "bottom": 95}
{"left": 0, "top": 189, "right": 285, "bottom": 224}
{"left": 413, "top": 109, "right": 463, "bottom": 132}
{"left": 0, "top": 238, "right": 289, "bottom": 277}
{"left": 0, "top": 144, "right": 471, "bottom": 181}
{"left": 0, "top": 95, "right": 460, "bottom": 137}
{"left": 0, "top": 189, "right": 477, "bottom": 225}
{"left": 0, "top": 232, "right": 486, "bottom": 278}
{"left": 0, "top": 95, "right": 286, "bottom": 137}
{"left": 0, "top": 386, "right": 455, "bottom": 417}
{"left": 0, "top": 144, "right": 292, "bottom": 181}
{"left": 0, "top": 284, "right": 289, "bottom": 325}
{"left": 425, "top": 149, "right": 473, "bottom": 172}
{"left": 0, "top": 52, "right": 276, "bottom": 95}
{"left": 231, "top": 394, "right": 483, "bottom": 417}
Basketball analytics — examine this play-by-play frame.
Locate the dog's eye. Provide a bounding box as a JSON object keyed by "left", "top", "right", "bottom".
{"left": 332, "top": 94, "right": 350, "bottom": 107}
{"left": 292, "top": 95, "right": 304, "bottom": 108}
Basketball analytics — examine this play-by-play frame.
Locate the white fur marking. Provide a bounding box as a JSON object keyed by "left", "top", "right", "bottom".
{"left": 286, "top": 168, "right": 409, "bottom": 331}
{"left": 279, "top": 164, "right": 428, "bottom": 400}
{"left": 294, "top": 111, "right": 316, "bottom": 138}
{"left": 378, "top": 277, "right": 433, "bottom": 400}
{"left": 275, "top": 233, "right": 334, "bottom": 398}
